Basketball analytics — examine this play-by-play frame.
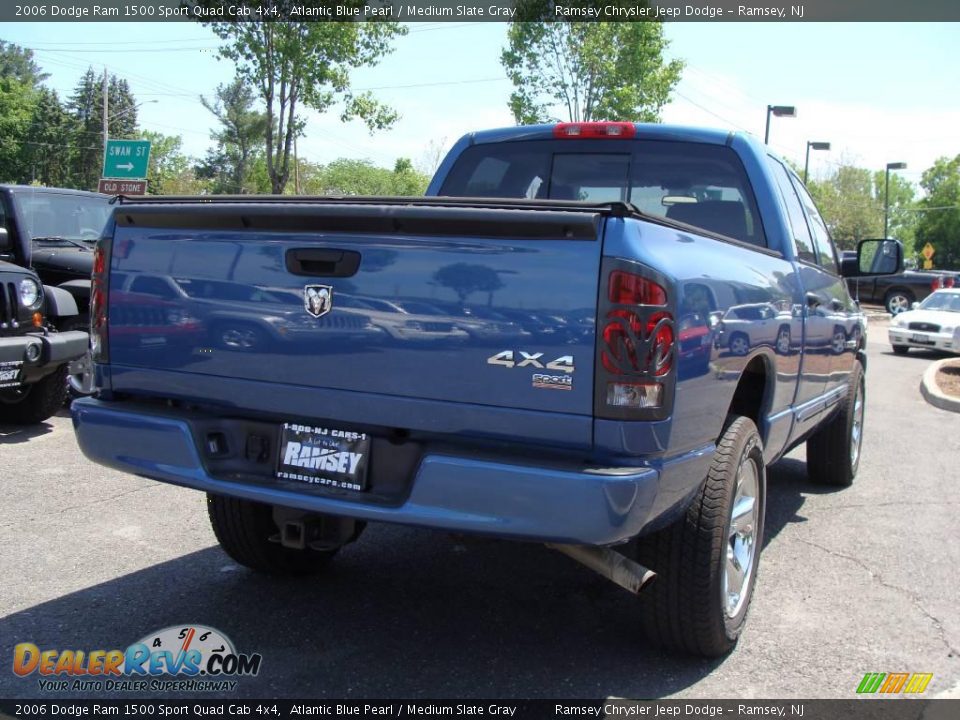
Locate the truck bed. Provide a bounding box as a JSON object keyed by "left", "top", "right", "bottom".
{"left": 99, "top": 196, "right": 635, "bottom": 450}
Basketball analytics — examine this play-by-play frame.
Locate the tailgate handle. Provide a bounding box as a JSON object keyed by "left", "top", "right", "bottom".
{"left": 285, "top": 248, "right": 361, "bottom": 278}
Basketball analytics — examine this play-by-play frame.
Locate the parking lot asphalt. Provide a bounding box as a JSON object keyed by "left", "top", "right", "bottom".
{"left": 1, "top": 319, "right": 958, "bottom": 700}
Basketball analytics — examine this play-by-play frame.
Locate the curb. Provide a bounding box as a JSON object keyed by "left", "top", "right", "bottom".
{"left": 920, "top": 358, "right": 960, "bottom": 413}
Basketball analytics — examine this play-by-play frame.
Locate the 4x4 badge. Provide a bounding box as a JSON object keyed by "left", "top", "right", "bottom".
{"left": 304, "top": 285, "right": 333, "bottom": 318}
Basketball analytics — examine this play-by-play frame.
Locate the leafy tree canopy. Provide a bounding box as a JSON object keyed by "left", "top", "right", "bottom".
{"left": 915, "top": 155, "right": 960, "bottom": 269}
{"left": 192, "top": 2, "right": 406, "bottom": 193}
{"left": 501, "top": 20, "right": 683, "bottom": 124}
{"left": 299, "top": 157, "right": 429, "bottom": 197}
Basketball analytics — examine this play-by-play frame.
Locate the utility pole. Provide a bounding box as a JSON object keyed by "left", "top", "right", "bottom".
{"left": 102, "top": 67, "right": 109, "bottom": 163}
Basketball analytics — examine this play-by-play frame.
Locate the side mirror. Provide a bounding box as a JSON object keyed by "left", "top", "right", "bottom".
{"left": 911, "top": 301, "right": 920, "bottom": 310}
{"left": 842, "top": 238, "right": 904, "bottom": 278}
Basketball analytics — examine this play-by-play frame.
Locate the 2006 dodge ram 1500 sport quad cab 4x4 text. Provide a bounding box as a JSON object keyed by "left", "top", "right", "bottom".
{"left": 72, "top": 122, "right": 900, "bottom": 657}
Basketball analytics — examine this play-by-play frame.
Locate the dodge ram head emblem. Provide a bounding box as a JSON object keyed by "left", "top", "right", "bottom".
{"left": 304, "top": 285, "right": 333, "bottom": 318}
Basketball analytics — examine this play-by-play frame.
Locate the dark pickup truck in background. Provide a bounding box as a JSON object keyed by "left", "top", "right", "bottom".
{"left": 72, "top": 122, "right": 900, "bottom": 657}
{"left": 844, "top": 253, "right": 957, "bottom": 314}
{"left": 0, "top": 186, "right": 93, "bottom": 423}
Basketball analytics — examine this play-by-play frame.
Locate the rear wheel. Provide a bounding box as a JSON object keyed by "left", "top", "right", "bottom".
{"left": 830, "top": 327, "right": 847, "bottom": 355}
{"left": 775, "top": 327, "right": 791, "bottom": 355}
{"left": 729, "top": 333, "right": 750, "bottom": 356}
{"left": 884, "top": 289, "right": 914, "bottom": 315}
{"left": 214, "top": 323, "right": 264, "bottom": 352}
{"left": 207, "top": 494, "right": 361, "bottom": 575}
{"left": 635, "top": 416, "right": 766, "bottom": 657}
{"left": 0, "top": 365, "right": 68, "bottom": 425}
{"left": 807, "top": 360, "right": 865, "bottom": 487}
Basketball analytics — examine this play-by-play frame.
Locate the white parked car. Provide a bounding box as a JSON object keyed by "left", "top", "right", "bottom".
{"left": 888, "top": 288, "right": 960, "bottom": 354}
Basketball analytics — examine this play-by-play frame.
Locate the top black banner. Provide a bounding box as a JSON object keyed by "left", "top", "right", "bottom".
{"left": 3, "top": 0, "right": 960, "bottom": 23}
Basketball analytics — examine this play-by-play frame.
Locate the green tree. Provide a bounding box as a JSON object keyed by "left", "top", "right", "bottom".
{"left": 391, "top": 158, "right": 428, "bottom": 196}
{"left": 501, "top": 21, "right": 683, "bottom": 124}
{"left": 300, "top": 157, "right": 429, "bottom": 196}
{"left": 68, "top": 70, "right": 139, "bottom": 190}
{"left": 194, "top": 2, "right": 406, "bottom": 193}
{"left": 24, "top": 87, "right": 74, "bottom": 186}
{"left": 808, "top": 164, "right": 883, "bottom": 250}
{"left": 872, "top": 170, "right": 917, "bottom": 248}
{"left": 0, "top": 41, "right": 48, "bottom": 87}
{"left": 914, "top": 155, "right": 960, "bottom": 269}
{"left": 199, "top": 77, "right": 268, "bottom": 193}
{"left": 0, "top": 41, "right": 59, "bottom": 184}
{"left": 0, "top": 76, "right": 34, "bottom": 183}
{"left": 142, "top": 130, "right": 198, "bottom": 194}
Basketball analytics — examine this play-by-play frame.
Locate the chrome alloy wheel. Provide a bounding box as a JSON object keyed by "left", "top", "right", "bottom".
{"left": 730, "top": 335, "right": 750, "bottom": 356}
{"left": 221, "top": 327, "right": 259, "bottom": 350}
{"left": 887, "top": 294, "right": 910, "bottom": 315}
{"left": 723, "top": 452, "right": 760, "bottom": 618}
{"left": 850, "top": 376, "right": 865, "bottom": 467}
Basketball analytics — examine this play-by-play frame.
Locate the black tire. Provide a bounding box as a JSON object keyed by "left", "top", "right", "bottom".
{"left": 830, "top": 326, "right": 847, "bottom": 355}
{"left": 634, "top": 416, "right": 766, "bottom": 657}
{"left": 0, "top": 365, "right": 68, "bottom": 425}
{"left": 775, "top": 327, "right": 791, "bottom": 355}
{"left": 729, "top": 332, "right": 750, "bottom": 356}
{"left": 884, "top": 289, "right": 914, "bottom": 316}
{"left": 207, "top": 494, "right": 343, "bottom": 575}
{"left": 807, "top": 360, "right": 865, "bottom": 487}
{"left": 213, "top": 322, "right": 265, "bottom": 352}
{"left": 891, "top": 345, "right": 909, "bottom": 355}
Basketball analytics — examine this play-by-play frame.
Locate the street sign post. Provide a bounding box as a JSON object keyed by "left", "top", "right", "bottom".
{"left": 921, "top": 243, "right": 935, "bottom": 261}
{"left": 98, "top": 179, "right": 147, "bottom": 195}
{"left": 102, "top": 139, "right": 151, "bottom": 179}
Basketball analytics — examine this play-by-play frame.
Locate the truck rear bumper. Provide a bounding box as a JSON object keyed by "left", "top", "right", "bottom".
{"left": 70, "top": 399, "right": 709, "bottom": 546}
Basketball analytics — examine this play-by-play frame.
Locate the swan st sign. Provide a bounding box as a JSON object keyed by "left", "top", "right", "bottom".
{"left": 102, "top": 139, "right": 151, "bottom": 180}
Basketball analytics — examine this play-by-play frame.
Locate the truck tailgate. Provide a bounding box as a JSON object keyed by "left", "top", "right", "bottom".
{"left": 104, "top": 202, "right": 603, "bottom": 447}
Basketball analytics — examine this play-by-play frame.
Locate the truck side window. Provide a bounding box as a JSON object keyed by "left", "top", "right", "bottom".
{"left": 767, "top": 158, "right": 816, "bottom": 264}
{"left": 791, "top": 177, "right": 839, "bottom": 275}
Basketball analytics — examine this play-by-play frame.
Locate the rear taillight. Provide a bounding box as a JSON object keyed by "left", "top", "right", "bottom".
{"left": 608, "top": 270, "right": 667, "bottom": 305}
{"left": 90, "top": 242, "right": 109, "bottom": 362}
{"left": 596, "top": 262, "right": 675, "bottom": 419}
{"left": 553, "top": 122, "right": 637, "bottom": 139}
{"left": 944, "top": 276, "right": 955, "bottom": 289}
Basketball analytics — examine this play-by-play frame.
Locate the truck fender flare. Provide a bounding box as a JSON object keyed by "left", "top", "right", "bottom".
{"left": 42, "top": 285, "right": 79, "bottom": 318}
{"left": 58, "top": 279, "right": 91, "bottom": 300}
{"left": 721, "top": 350, "right": 775, "bottom": 446}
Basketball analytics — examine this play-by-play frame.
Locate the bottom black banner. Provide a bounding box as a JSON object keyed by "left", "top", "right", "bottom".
{"left": 1, "top": 699, "right": 958, "bottom": 720}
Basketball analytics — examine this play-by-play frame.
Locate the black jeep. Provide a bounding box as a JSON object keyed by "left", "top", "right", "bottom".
{"left": 0, "top": 186, "right": 93, "bottom": 424}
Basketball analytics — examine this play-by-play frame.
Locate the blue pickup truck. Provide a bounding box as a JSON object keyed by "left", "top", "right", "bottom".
{"left": 72, "top": 122, "right": 900, "bottom": 657}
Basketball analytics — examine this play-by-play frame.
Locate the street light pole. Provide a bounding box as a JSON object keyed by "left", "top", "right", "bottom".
{"left": 803, "top": 141, "right": 831, "bottom": 184}
{"left": 764, "top": 104, "right": 797, "bottom": 144}
{"left": 884, "top": 161, "right": 907, "bottom": 238}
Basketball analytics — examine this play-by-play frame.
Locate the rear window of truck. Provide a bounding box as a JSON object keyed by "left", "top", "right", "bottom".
{"left": 440, "top": 140, "right": 766, "bottom": 247}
